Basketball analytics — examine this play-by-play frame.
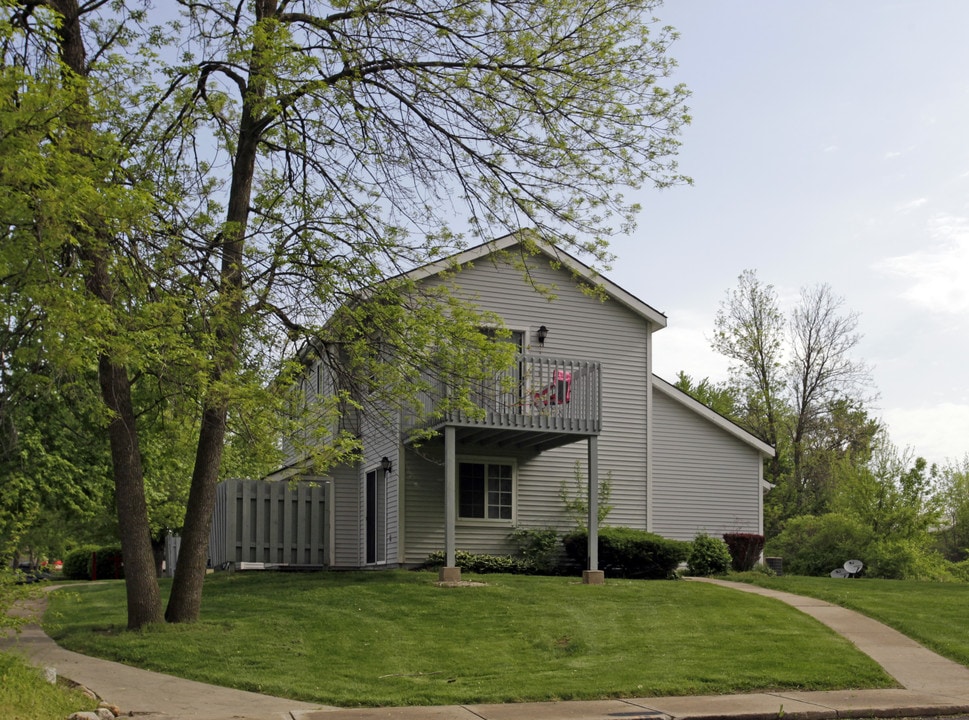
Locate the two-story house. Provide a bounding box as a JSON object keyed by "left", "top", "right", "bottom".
{"left": 256, "top": 234, "right": 773, "bottom": 582}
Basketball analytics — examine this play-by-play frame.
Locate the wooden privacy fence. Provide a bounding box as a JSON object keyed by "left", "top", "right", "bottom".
{"left": 210, "top": 479, "right": 331, "bottom": 568}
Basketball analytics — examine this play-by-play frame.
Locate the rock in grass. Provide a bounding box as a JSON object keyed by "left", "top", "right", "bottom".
{"left": 97, "top": 701, "right": 121, "bottom": 716}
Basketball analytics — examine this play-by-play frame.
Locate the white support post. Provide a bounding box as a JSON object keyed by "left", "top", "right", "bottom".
{"left": 584, "top": 436, "right": 604, "bottom": 584}
{"left": 441, "top": 426, "right": 460, "bottom": 582}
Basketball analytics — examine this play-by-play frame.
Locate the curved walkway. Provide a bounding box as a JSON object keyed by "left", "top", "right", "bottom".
{"left": 1, "top": 591, "right": 331, "bottom": 720}
{"left": 3, "top": 579, "right": 969, "bottom": 720}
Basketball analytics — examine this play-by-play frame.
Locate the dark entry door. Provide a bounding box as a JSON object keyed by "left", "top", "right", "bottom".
{"left": 366, "top": 468, "right": 385, "bottom": 564}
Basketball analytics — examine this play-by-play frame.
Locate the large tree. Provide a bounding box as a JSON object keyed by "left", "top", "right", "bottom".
{"left": 711, "top": 269, "right": 786, "bottom": 480}
{"left": 787, "top": 282, "right": 873, "bottom": 512}
{"left": 711, "top": 271, "right": 877, "bottom": 533}
{"left": 4, "top": 0, "right": 690, "bottom": 627}
{"left": 1, "top": 0, "right": 177, "bottom": 627}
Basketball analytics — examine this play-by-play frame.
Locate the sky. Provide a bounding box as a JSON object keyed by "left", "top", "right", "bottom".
{"left": 606, "top": 1, "right": 969, "bottom": 467}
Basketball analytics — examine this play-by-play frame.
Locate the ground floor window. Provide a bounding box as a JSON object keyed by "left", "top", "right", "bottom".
{"left": 458, "top": 461, "right": 513, "bottom": 520}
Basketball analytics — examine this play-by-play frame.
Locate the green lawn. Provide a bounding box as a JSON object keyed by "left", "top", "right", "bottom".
{"left": 0, "top": 652, "right": 97, "bottom": 720}
{"left": 735, "top": 574, "right": 969, "bottom": 666}
{"left": 44, "top": 570, "right": 893, "bottom": 707}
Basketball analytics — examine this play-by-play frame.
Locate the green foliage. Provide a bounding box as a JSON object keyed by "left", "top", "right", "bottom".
{"left": 832, "top": 444, "right": 940, "bottom": 541}
{"left": 766, "top": 514, "right": 873, "bottom": 577}
{"left": 950, "top": 559, "right": 969, "bottom": 582}
{"left": 686, "top": 533, "right": 732, "bottom": 577}
{"left": 769, "top": 513, "right": 949, "bottom": 581}
{"left": 861, "top": 539, "right": 950, "bottom": 582}
{"left": 936, "top": 456, "right": 969, "bottom": 562}
{"left": 421, "top": 550, "right": 530, "bottom": 575}
{"left": 674, "top": 372, "right": 740, "bottom": 419}
{"left": 559, "top": 460, "right": 613, "bottom": 529}
{"left": 562, "top": 526, "right": 688, "bottom": 579}
{"left": 722, "top": 533, "right": 765, "bottom": 572}
{"left": 508, "top": 527, "right": 562, "bottom": 575}
{"left": 62, "top": 546, "right": 125, "bottom": 581}
{"left": 62, "top": 546, "right": 99, "bottom": 581}
{"left": 711, "top": 269, "right": 785, "bottom": 450}
{"left": 747, "top": 563, "right": 777, "bottom": 577}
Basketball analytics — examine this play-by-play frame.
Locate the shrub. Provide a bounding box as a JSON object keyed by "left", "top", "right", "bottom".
{"left": 508, "top": 527, "right": 563, "bottom": 575}
{"left": 766, "top": 514, "right": 873, "bottom": 576}
{"left": 63, "top": 546, "right": 99, "bottom": 580}
{"left": 62, "top": 545, "right": 124, "bottom": 580}
{"left": 687, "top": 534, "right": 732, "bottom": 577}
{"left": 951, "top": 559, "right": 969, "bottom": 582}
{"left": 562, "top": 526, "right": 688, "bottom": 579}
{"left": 722, "top": 533, "right": 765, "bottom": 572}
{"left": 420, "top": 550, "right": 530, "bottom": 574}
{"left": 863, "top": 539, "right": 950, "bottom": 580}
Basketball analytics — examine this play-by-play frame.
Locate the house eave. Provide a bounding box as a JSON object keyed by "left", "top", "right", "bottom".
{"left": 397, "top": 232, "right": 669, "bottom": 330}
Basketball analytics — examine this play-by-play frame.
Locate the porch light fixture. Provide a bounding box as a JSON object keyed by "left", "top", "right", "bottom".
{"left": 537, "top": 325, "right": 549, "bottom": 347}
{"left": 380, "top": 456, "right": 393, "bottom": 474}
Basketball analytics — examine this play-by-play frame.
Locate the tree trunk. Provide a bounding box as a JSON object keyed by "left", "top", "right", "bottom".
{"left": 164, "top": 406, "right": 227, "bottom": 622}
{"left": 164, "top": 0, "right": 273, "bottom": 622}
{"left": 99, "top": 357, "right": 164, "bottom": 629}
{"left": 48, "top": 0, "right": 162, "bottom": 629}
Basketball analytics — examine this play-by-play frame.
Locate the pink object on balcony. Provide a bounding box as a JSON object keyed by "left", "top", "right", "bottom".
{"left": 535, "top": 370, "right": 572, "bottom": 406}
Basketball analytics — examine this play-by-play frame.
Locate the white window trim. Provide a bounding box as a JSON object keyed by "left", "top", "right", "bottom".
{"left": 455, "top": 455, "right": 517, "bottom": 527}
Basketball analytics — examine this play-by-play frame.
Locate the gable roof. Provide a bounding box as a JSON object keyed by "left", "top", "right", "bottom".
{"left": 652, "top": 374, "right": 776, "bottom": 458}
{"left": 401, "top": 233, "right": 668, "bottom": 330}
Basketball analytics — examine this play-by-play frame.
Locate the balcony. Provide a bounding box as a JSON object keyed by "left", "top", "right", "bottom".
{"left": 409, "top": 355, "right": 601, "bottom": 452}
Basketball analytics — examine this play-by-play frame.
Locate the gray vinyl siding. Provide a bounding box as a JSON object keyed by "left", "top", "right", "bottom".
{"left": 651, "top": 389, "right": 763, "bottom": 541}
{"left": 280, "top": 362, "right": 402, "bottom": 568}
{"left": 403, "top": 443, "right": 579, "bottom": 564}
{"left": 359, "top": 404, "right": 400, "bottom": 566}
{"left": 403, "top": 251, "right": 652, "bottom": 561}
{"left": 280, "top": 357, "right": 342, "bottom": 466}
{"left": 331, "top": 463, "right": 361, "bottom": 567}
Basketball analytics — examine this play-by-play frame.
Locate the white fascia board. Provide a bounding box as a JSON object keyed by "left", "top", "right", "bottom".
{"left": 652, "top": 374, "right": 776, "bottom": 458}
{"left": 399, "top": 232, "right": 523, "bottom": 283}
{"left": 400, "top": 232, "right": 668, "bottom": 330}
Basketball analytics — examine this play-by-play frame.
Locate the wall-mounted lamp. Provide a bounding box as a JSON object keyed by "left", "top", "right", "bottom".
{"left": 380, "top": 456, "right": 393, "bottom": 474}
{"left": 537, "top": 325, "right": 549, "bottom": 347}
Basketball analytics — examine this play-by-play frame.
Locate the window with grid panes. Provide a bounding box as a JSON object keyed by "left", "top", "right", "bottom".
{"left": 458, "top": 461, "right": 513, "bottom": 520}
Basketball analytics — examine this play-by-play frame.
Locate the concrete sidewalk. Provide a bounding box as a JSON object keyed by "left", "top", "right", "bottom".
{"left": 1, "top": 593, "right": 331, "bottom": 720}
{"left": 3, "top": 578, "right": 969, "bottom": 720}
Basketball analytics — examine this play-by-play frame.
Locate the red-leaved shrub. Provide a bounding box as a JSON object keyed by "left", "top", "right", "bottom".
{"left": 722, "top": 533, "right": 765, "bottom": 572}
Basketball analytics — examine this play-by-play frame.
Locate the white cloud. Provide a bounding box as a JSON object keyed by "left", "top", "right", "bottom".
{"left": 894, "top": 197, "right": 928, "bottom": 213}
{"left": 881, "top": 403, "right": 969, "bottom": 465}
{"left": 652, "top": 312, "right": 731, "bottom": 384}
{"left": 875, "top": 214, "right": 969, "bottom": 314}
{"left": 884, "top": 145, "right": 917, "bottom": 161}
